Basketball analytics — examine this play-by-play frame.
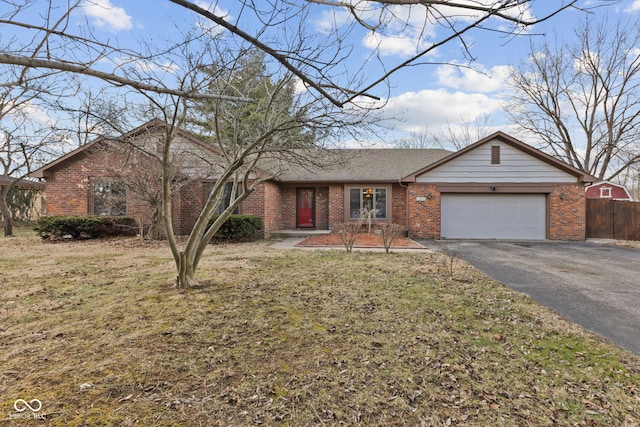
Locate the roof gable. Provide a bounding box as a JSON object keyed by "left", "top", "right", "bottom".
{"left": 402, "top": 131, "right": 597, "bottom": 183}
{"left": 30, "top": 119, "right": 221, "bottom": 179}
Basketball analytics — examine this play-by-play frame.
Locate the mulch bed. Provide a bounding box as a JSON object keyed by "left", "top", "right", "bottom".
{"left": 295, "top": 233, "right": 426, "bottom": 249}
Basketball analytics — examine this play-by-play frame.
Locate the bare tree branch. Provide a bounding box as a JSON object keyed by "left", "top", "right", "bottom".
{"left": 507, "top": 14, "right": 640, "bottom": 180}
{"left": 0, "top": 53, "right": 251, "bottom": 102}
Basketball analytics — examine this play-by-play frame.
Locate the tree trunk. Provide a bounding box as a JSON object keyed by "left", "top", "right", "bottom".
{"left": 147, "top": 208, "right": 162, "bottom": 240}
{"left": 0, "top": 196, "right": 13, "bottom": 237}
{"left": 176, "top": 251, "right": 198, "bottom": 288}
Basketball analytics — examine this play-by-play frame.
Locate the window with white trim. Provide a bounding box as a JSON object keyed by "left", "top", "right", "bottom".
{"left": 600, "top": 187, "right": 612, "bottom": 198}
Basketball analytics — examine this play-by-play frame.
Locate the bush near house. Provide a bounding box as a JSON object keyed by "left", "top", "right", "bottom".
{"left": 208, "top": 214, "right": 263, "bottom": 242}
{"left": 34, "top": 215, "right": 138, "bottom": 240}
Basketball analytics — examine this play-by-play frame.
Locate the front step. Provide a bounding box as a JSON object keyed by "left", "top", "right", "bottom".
{"left": 270, "top": 229, "right": 331, "bottom": 239}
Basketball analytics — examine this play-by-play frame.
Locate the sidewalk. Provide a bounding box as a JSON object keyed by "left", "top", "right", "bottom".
{"left": 270, "top": 237, "right": 432, "bottom": 253}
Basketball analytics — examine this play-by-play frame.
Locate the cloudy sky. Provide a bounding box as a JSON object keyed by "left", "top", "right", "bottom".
{"left": 5, "top": 0, "right": 640, "bottom": 147}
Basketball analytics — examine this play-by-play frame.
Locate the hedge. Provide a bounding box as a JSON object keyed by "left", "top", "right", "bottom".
{"left": 34, "top": 216, "right": 138, "bottom": 240}
{"left": 208, "top": 214, "right": 263, "bottom": 242}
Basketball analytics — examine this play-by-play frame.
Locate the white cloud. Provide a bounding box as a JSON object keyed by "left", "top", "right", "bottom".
{"left": 112, "top": 56, "right": 180, "bottom": 75}
{"left": 381, "top": 88, "right": 502, "bottom": 133}
{"left": 315, "top": 8, "right": 352, "bottom": 34}
{"left": 436, "top": 0, "right": 534, "bottom": 26}
{"left": 315, "top": 1, "right": 534, "bottom": 58}
{"left": 363, "top": 30, "right": 436, "bottom": 57}
{"left": 194, "top": 1, "right": 232, "bottom": 35}
{"left": 362, "top": 5, "right": 437, "bottom": 57}
{"left": 81, "top": 0, "right": 132, "bottom": 32}
{"left": 435, "top": 64, "right": 512, "bottom": 93}
{"left": 10, "top": 101, "right": 56, "bottom": 127}
{"left": 627, "top": 0, "right": 640, "bottom": 11}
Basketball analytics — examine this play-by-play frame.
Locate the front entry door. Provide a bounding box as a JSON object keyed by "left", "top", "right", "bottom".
{"left": 296, "top": 188, "right": 315, "bottom": 228}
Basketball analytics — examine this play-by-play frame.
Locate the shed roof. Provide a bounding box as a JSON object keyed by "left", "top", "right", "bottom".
{"left": 0, "top": 176, "right": 45, "bottom": 190}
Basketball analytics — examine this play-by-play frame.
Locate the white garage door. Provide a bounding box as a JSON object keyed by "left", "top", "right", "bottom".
{"left": 441, "top": 194, "right": 546, "bottom": 240}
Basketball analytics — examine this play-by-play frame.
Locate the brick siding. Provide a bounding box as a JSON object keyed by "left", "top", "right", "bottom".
{"left": 327, "top": 185, "right": 344, "bottom": 230}
{"left": 43, "top": 145, "right": 588, "bottom": 240}
{"left": 45, "top": 146, "right": 187, "bottom": 236}
{"left": 391, "top": 183, "right": 408, "bottom": 231}
{"left": 406, "top": 183, "right": 440, "bottom": 239}
{"left": 241, "top": 181, "right": 282, "bottom": 237}
{"left": 549, "top": 184, "right": 586, "bottom": 240}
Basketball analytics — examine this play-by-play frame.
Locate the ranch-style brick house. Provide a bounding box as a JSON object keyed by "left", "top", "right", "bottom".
{"left": 30, "top": 120, "right": 597, "bottom": 240}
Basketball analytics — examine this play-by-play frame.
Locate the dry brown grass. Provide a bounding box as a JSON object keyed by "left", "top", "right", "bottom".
{"left": 1, "top": 230, "right": 640, "bottom": 426}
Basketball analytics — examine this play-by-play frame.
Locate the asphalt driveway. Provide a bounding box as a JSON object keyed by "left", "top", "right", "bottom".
{"left": 423, "top": 240, "right": 640, "bottom": 355}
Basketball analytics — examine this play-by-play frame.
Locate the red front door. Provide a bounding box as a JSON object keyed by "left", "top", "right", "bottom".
{"left": 296, "top": 188, "right": 315, "bottom": 228}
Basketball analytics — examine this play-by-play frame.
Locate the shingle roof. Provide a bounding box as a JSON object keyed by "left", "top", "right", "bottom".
{"left": 264, "top": 148, "right": 452, "bottom": 183}
{"left": 0, "top": 176, "right": 45, "bottom": 190}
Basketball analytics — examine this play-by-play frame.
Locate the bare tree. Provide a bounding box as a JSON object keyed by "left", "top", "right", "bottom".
{"left": 0, "top": 0, "right": 598, "bottom": 284}
{"left": 0, "top": 79, "right": 70, "bottom": 236}
{"left": 0, "top": 2, "right": 81, "bottom": 236}
{"left": 507, "top": 15, "right": 640, "bottom": 181}
{"left": 396, "top": 114, "right": 494, "bottom": 150}
{"left": 1, "top": 1, "right": 590, "bottom": 107}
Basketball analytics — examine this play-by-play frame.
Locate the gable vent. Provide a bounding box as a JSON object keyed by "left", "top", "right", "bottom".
{"left": 491, "top": 145, "right": 500, "bottom": 165}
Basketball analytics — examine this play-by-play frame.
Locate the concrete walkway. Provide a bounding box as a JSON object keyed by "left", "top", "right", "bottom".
{"left": 270, "top": 237, "right": 432, "bottom": 253}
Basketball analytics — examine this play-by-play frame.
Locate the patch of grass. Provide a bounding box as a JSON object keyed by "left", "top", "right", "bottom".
{"left": 1, "top": 234, "right": 639, "bottom": 426}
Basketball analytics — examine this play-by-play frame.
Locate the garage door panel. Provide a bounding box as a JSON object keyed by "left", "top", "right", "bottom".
{"left": 441, "top": 194, "right": 546, "bottom": 239}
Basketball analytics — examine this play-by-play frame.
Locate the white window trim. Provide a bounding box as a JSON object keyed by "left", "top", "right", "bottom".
{"left": 600, "top": 187, "right": 612, "bottom": 198}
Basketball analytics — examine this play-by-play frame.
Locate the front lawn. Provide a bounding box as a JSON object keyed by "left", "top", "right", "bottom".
{"left": 1, "top": 232, "right": 639, "bottom": 426}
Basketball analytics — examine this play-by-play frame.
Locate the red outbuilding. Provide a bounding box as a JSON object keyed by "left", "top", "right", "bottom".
{"left": 585, "top": 181, "right": 634, "bottom": 201}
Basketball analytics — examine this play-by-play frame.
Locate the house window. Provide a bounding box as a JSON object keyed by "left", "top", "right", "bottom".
{"left": 92, "top": 180, "right": 126, "bottom": 216}
{"left": 348, "top": 187, "right": 388, "bottom": 220}
{"left": 600, "top": 187, "right": 612, "bottom": 198}
{"left": 491, "top": 145, "right": 501, "bottom": 164}
{"left": 206, "top": 181, "right": 239, "bottom": 214}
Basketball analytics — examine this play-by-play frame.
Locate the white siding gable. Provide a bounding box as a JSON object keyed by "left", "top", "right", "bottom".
{"left": 416, "top": 139, "right": 576, "bottom": 183}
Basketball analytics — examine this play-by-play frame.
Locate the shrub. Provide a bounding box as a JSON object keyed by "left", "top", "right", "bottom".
{"left": 332, "top": 222, "right": 362, "bottom": 253}
{"left": 376, "top": 223, "right": 405, "bottom": 253}
{"left": 333, "top": 209, "right": 374, "bottom": 253}
{"left": 34, "top": 215, "right": 137, "bottom": 240}
{"left": 208, "top": 214, "right": 263, "bottom": 242}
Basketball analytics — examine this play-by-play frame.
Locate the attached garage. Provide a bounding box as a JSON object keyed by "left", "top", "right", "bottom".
{"left": 403, "top": 132, "right": 597, "bottom": 241}
{"left": 440, "top": 194, "right": 546, "bottom": 240}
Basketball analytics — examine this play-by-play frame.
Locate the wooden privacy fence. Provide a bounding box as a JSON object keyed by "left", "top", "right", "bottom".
{"left": 586, "top": 199, "right": 640, "bottom": 240}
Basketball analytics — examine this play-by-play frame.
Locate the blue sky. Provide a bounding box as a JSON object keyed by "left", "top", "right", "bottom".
{"left": 5, "top": 0, "right": 640, "bottom": 147}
